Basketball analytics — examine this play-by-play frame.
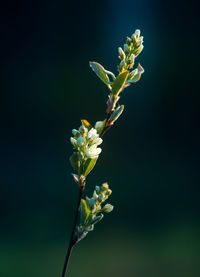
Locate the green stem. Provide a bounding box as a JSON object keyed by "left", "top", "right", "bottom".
{"left": 61, "top": 183, "right": 85, "bottom": 277}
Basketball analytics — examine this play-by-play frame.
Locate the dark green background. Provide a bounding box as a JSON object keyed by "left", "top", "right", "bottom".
{"left": 1, "top": 0, "right": 199, "bottom": 276}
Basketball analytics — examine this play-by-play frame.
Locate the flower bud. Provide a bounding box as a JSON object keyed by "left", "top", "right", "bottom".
{"left": 95, "top": 186, "right": 101, "bottom": 193}
{"left": 123, "top": 44, "right": 130, "bottom": 54}
{"left": 79, "top": 125, "right": 87, "bottom": 135}
{"left": 134, "top": 29, "right": 141, "bottom": 38}
{"left": 118, "top": 47, "right": 126, "bottom": 60}
{"left": 131, "top": 33, "right": 137, "bottom": 42}
{"left": 126, "top": 36, "right": 132, "bottom": 45}
{"left": 120, "top": 60, "right": 125, "bottom": 67}
{"left": 134, "top": 45, "right": 144, "bottom": 57}
{"left": 119, "top": 60, "right": 126, "bottom": 71}
{"left": 93, "top": 190, "right": 98, "bottom": 200}
{"left": 70, "top": 137, "right": 77, "bottom": 147}
{"left": 138, "top": 36, "right": 144, "bottom": 44}
{"left": 77, "top": 136, "right": 85, "bottom": 147}
{"left": 101, "top": 182, "right": 109, "bottom": 191}
{"left": 102, "top": 204, "right": 114, "bottom": 213}
{"left": 127, "top": 53, "right": 135, "bottom": 65}
{"left": 106, "top": 189, "right": 112, "bottom": 196}
{"left": 89, "top": 197, "right": 95, "bottom": 208}
{"left": 98, "top": 194, "right": 104, "bottom": 202}
{"left": 72, "top": 129, "right": 80, "bottom": 137}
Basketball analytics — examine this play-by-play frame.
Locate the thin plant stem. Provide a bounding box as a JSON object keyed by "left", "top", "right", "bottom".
{"left": 62, "top": 111, "right": 113, "bottom": 277}
{"left": 61, "top": 119, "right": 110, "bottom": 277}
{"left": 61, "top": 184, "right": 85, "bottom": 277}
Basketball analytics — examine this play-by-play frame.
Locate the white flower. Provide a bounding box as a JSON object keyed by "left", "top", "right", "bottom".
{"left": 71, "top": 123, "right": 103, "bottom": 160}
{"left": 86, "top": 145, "right": 102, "bottom": 159}
{"left": 92, "top": 137, "right": 103, "bottom": 146}
{"left": 77, "top": 136, "right": 85, "bottom": 147}
{"left": 87, "top": 128, "right": 98, "bottom": 140}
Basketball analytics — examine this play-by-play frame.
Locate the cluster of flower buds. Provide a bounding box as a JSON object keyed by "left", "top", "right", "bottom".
{"left": 70, "top": 123, "right": 103, "bottom": 160}
{"left": 89, "top": 29, "right": 144, "bottom": 117}
{"left": 76, "top": 182, "right": 113, "bottom": 242}
{"left": 118, "top": 29, "right": 144, "bottom": 72}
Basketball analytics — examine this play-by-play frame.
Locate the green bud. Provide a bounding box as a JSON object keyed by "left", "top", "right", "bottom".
{"left": 106, "top": 189, "right": 112, "bottom": 196}
{"left": 93, "top": 190, "right": 98, "bottom": 200}
{"left": 119, "top": 60, "right": 125, "bottom": 67}
{"left": 126, "top": 36, "right": 132, "bottom": 45}
{"left": 98, "top": 194, "right": 104, "bottom": 202}
{"left": 118, "top": 47, "right": 126, "bottom": 60}
{"left": 89, "top": 197, "right": 95, "bottom": 208}
{"left": 102, "top": 204, "right": 114, "bottom": 213}
{"left": 72, "top": 129, "right": 80, "bottom": 137}
{"left": 77, "top": 136, "right": 85, "bottom": 147}
{"left": 70, "top": 137, "right": 77, "bottom": 147}
{"left": 127, "top": 53, "right": 135, "bottom": 65}
{"left": 95, "top": 186, "right": 101, "bottom": 193}
{"left": 79, "top": 125, "right": 87, "bottom": 135}
{"left": 134, "top": 45, "right": 144, "bottom": 57}
{"left": 101, "top": 182, "right": 109, "bottom": 191}
{"left": 123, "top": 44, "right": 129, "bottom": 54}
{"left": 131, "top": 33, "right": 137, "bottom": 42}
{"left": 137, "top": 36, "right": 144, "bottom": 45}
{"left": 119, "top": 60, "right": 126, "bottom": 72}
{"left": 134, "top": 29, "right": 141, "bottom": 38}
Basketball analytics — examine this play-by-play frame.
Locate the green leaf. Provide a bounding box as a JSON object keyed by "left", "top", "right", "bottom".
{"left": 69, "top": 152, "right": 80, "bottom": 172}
{"left": 110, "top": 105, "right": 124, "bottom": 123}
{"left": 80, "top": 199, "right": 91, "bottom": 225}
{"left": 111, "top": 70, "right": 129, "bottom": 96}
{"left": 85, "top": 196, "right": 91, "bottom": 207}
{"left": 83, "top": 158, "right": 98, "bottom": 176}
{"left": 90, "top": 214, "right": 104, "bottom": 225}
{"left": 127, "top": 63, "right": 144, "bottom": 83}
{"left": 89, "top": 62, "right": 112, "bottom": 89}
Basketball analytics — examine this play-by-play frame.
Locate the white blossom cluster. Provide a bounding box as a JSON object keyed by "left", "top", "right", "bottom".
{"left": 70, "top": 123, "right": 103, "bottom": 159}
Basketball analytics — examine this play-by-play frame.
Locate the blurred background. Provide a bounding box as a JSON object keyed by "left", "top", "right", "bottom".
{"left": 1, "top": 0, "right": 199, "bottom": 276}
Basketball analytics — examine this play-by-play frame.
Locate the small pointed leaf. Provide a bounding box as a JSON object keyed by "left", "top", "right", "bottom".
{"left": 72, "top": 173, "right": 79, "bottom": 184}
{"left": 85, "top": 196, "right": 91, "bottom": 207}
{"left": 90, "top": 214, "right": 104, "bottom": 225}
{"left": 112, "top": 70, "right": 129, "bottom": 96}
{"left": 89, "top": 62, "right": 112, "bottom": 88}
{"left": 83, "top": 158, "right": 98, "bottom": 176}
{"left": 81, "top": 119, "right": 92, "bottom": 130}
{"left": 127, "top": 64, "right": 144, "bottom": 83}
{"left": 69, "top": 152, "right": 80, "bottom": 172}
{"left": 110, "top": 105, "right": 124, "bottom": 123}
{"left": 80, "top": 199, "right": 91, "bottom": 225}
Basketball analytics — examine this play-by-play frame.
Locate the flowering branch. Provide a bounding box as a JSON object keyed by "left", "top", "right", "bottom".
{"left": 61, "top": 29, "right": 144, "bottom": 277}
